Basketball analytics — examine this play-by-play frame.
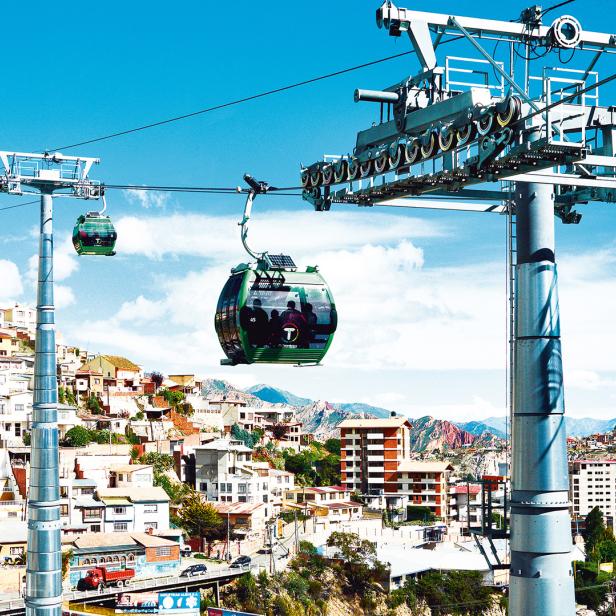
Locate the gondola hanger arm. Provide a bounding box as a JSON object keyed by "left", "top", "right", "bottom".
{"left": 239, "top": 173, "right": 272, "bottom": 261}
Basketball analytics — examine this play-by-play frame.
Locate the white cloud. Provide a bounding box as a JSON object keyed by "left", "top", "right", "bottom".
{"left": 113, "top": 210, "right": 446, "bottom": 261}
{"left": 116, "top": 296, "right": 167, "bottom": 323}
{"left": 0, "top": 260, "right": 23, "bottom": 302}
{"left": 55, "top": 284, "right": 76, "bottom": 308}
{"left": 124, "top": 189, "right": 170, "bottom": 210}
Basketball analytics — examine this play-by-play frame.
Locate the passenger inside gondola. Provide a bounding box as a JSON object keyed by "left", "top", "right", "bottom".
{"left": 240, "top": 299, "right": 269, "bottom": 346}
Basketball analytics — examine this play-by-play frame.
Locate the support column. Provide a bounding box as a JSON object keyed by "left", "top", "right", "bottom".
{"left": 509, "top": 182, "right": 575, "bottom": 616}
{"left": 26, "top": 190, "right": 62, "bottom": 616}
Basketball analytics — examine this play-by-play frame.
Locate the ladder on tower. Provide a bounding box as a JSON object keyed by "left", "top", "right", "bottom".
{"left": 506, "top": 181, "right": 516, "bottom": 473}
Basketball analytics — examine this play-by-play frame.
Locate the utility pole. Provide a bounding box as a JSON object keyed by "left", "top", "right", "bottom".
{"left": 509, "top": 182, "right": 575, "bottom": 616}
{"left": 0, "top": 151, "right": 101, "bottom": 616}
{"left": 294, "top": 509, "right": 299, "bottom": 554}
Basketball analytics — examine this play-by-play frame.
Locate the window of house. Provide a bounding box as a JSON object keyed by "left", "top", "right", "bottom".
{"left": 156, "top": 546, "right": 171, "bottom": 557}
{"left": 200, "top": 482, "right": 207, "bottom": 492}
{"left": 238, "top": 496, "right": 247, "bottom": 503}
{"left": 10, "top": 547, "right": 23, "bottom": 556}
{"left": 15, "top": 405, "right": 24, "bottom": 412}
{"left": 8, "top": 511, "right": 17, "bottom": 518}
{"left": 15, "top": 424, "right": 21, "bottom": 436}
{"left": 81, "top": 488, "right": 94, "bottom": 495}
{"left": 238, "top": 484, "right": 246, "bottom": 494}
{"left": 60, "top": 505, "right": 69, "bottom": 516}
{"left": 114, "top": 522, "right": 128, "bottom": 532}
{"left": 118, "top": 474, "right": 124, "bottom": 481}
{"left": 90, "top": 525, "right": 101, "bottom": 532}
{"left": 263, "top": 495, "right": 268, "bottom": 503}
{"left": 145, "top": 522, "right": 158, "bottom": 530}
{"left": 144, "top": 505, "right": 158, "bottom": 513}
{"left": 83, "top": 508, "right": 102, "bottom": 520}
{"left": 113, "top": 507, "right": 127, "bottom": 515}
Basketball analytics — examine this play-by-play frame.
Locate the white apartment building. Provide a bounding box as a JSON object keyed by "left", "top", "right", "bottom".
{"left": 570, "top": 459, "right": 616, "bottom": 525}
{"left": 109, "top": 464, "right": 154, "bottom": 489}
{"left": 3, "top": 305, "right": 37, "bottom": 334}
{"left": 195, "top": 438, "right": 295, "bottom": 519}
{"left": 97, "top": 487, "right": 170, "bottom": 533}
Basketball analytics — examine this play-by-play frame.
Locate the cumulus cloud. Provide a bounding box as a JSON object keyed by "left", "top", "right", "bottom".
{"left": 0, "top": 260, "right": 23, "bottom": 302}
{"left": 113, "top": 210, "right": 446, "bottom": 261}
{"left": 124, "top": 189, "right": 170, "bottom": 210}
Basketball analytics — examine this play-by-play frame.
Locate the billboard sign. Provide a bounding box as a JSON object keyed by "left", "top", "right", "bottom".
{"left": 115, "top": 592, "right": 159, "bottom": 613}
{"left": 158, "top": 593, "right": 201, "bottom": 613}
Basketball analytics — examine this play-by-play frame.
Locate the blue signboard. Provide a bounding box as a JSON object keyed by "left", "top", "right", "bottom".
{"left": 158, "top": 592, "right": 201, "bottom": 613}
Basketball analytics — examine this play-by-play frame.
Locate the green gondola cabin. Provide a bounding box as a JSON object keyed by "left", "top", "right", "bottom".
{"left": 215, "top": 256, "right": 337, "bottom": 365}
{"left": 72, "top": 213, "right": 117, "bottom": 256}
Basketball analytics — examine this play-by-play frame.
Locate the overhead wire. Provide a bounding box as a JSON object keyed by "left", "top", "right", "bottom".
{"left": 47, "top": 36, "right": 464, "bottom": 153}
{"left": 0, "top": 199, "right": 40, "bottom": 212}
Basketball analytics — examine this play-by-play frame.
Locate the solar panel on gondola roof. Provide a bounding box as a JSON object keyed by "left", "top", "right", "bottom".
{"left": 266, "top": 254, "right": 296, "bottom": 269}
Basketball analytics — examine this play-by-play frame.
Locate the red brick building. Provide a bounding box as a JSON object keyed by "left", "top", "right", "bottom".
{"left": 339, "top": 415, "right": 412, "bottom": 499}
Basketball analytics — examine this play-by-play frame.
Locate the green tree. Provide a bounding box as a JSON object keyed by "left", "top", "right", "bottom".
{"left": 139, "top": 452, "right": 174, "bottom": 474}
{"left": 86, "top": 394, "right": 102, "bottom": 414}
{"left": 22, "top": 432, "right": 31, "bottom": 446}
{"left": 150, "top": 371, "right": 164, "bottom": 391}
{"left": 159, "top": 388, "right": 185, "bottom": 407}
{"left": 58, "top": 387, "right": 66, "bottom": 404}
{"left": 176, "top": 492, "right": 223, "bottom": 551}
{"left": 63, "top": 426, "right": 92, "bottom": 447}
{"left": 324, "top": 438, "right": 341, "bottom": 455}
{"left": 584, "top": 507, "right": 610, "bottom": 556}
{"left": 326, "top": 531, "right": 384, "bottom": 594}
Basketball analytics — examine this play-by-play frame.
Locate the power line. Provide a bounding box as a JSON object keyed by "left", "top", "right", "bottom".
{"left": 48, "top": 38, "right": 464, "bottom": 152}
{"left": 48, "top": 51, "right": 416, "bottom": 152}
{"left": 0, "top": 199, "right": 39, "bottom": 212}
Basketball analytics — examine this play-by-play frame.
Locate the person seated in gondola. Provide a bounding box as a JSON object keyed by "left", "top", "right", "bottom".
{"left": 240, "top": 298, "right": 269, "bottom": 346}
{"left": 280, "top": 300, "right": 307, "bottom": 345}
{"left": 299, "top": 303, "right": 317, "bottom": 347}
{"left": 268, "top": 309, "right": 283, "bottom": 347}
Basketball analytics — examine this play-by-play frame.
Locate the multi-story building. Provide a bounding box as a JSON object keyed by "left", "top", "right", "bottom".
{"left": 194, "top": 438, "right": 295, "bottom": 519}
{"left": 3, "top": 304, "right": 36, "bottom": 334}
{"left": 339, "top": 414, "right": 412, "bottom": 507}
{"left": 398, "top": 461, "right": 454, "bottom": 522}
{"left": 284, "top": 485, "right": 363, "bottom": 524}
{"left": 97, "top": 487, "right": 170, "bottom": 533}
{"left": 79, "top": 355, "right": 143, "bottom": 393}
{"left": 570, "top": 459, "right": 616, "bottom": 526}
{"left": 0, "top": 332, "right": 19, "bottom": 356}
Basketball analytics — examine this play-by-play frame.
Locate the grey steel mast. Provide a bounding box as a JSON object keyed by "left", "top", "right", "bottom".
{"left": 27, "top": 188, "right": 62, "bottom": 616}
{"left": 0, "top": 152, "right": 101, "bottom": 615}
{"left": 510, "top": 181, "right": 574, "bottom": 615}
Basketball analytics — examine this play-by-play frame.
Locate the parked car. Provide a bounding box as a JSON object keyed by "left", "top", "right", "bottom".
{"left": 230, "top": 555, "right": 252, "bottom": 569}
{"left": 179, "top": 564, "right": 207, "bottom": 577}
{"left": 258, "top": 546, "right": 273, "bottom": 554}
{"left": 180, "top": 544, "right": 192, "bottom": 557}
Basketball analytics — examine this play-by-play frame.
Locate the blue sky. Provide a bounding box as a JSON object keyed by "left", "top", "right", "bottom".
{"left": 1, "top": 0, "right": 616, "bottom": 420}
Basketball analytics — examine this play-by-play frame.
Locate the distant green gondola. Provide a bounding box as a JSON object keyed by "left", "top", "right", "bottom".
{"left": 72, "top": 212, "right": 117, "bottom": 256}
{"left": 215, "top": 259, "right": 337, "bottom": 365}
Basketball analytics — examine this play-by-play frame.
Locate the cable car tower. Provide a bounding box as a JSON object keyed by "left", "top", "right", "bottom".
{"left": 301, "top": 3, "right": 616, "bottom": 615}
{"left": 0, "top": 151, "right": 103, "bottom": 616}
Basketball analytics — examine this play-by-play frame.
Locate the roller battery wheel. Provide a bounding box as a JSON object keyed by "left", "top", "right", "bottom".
{"left": 388, "top": 143, "right": 403, "bottom": 169}
{"left": 215, "top": 264, "right": 338, "bottom": 365}
{"left": 333, "top": 159, "right": 350, "bottom": 183}
{"left": 496, "top": 97, "right": 521, "bottom": 128}
{"left": 477, "top": 112, "right": 495, "bottom": 136}
{"left": 300, "top": 169, "right": 310, "bottom": 188}
{"left": 374, "top": 150, "right": 390, "bottom": 174}
{"left": 438, "top": 126, "right": 457, "bottom": 152}
{"left": 309, "top": 168, "right": 322, "bottom": 187}
{"left": 322, "top": 164, "right": 334, "bottom": 185}
{"left": 456, "top": 123, "right": 476, "bottom": 146}
{"left": 420, "top": 132, "right": 437, "bottom": 159}
{"left": 359, "top": 158, "right": 373, "bottom": 178}
{"left": 403, "top": 139, "right": 420, "bottom": 165}
{"left": 348, "top": 157, "right": 360, "bottom": 180}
